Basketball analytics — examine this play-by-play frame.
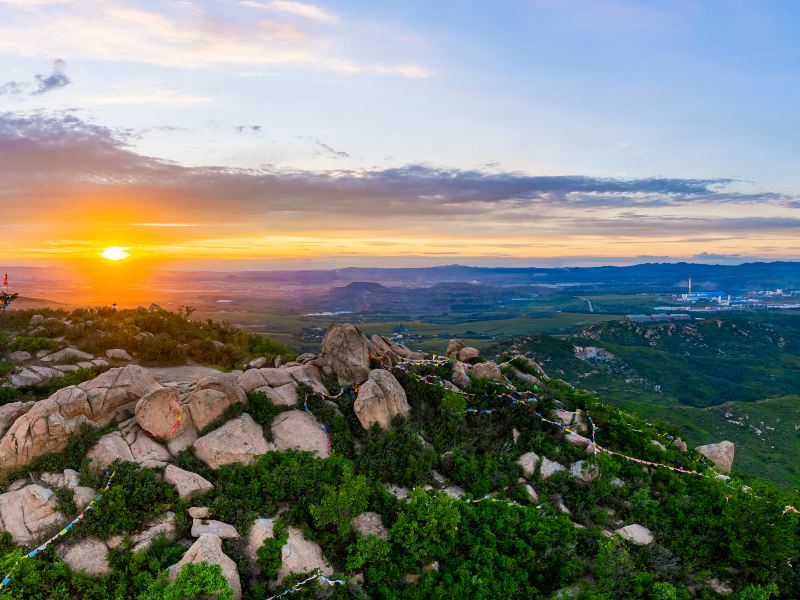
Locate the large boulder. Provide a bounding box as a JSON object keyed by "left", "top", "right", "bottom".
{"left": 0, "top": 484, "right": 63, "bottom": 544}
{"left": 60, "top": 538, "right": 111, "bottom": 575}
{"left": 191, "top": 518, "right": 239, "bottom": 539}
{"left": 469, "top": 362, "right": 504, "bottom": 382}
{"left": 283, "top": 364, "right": 328, "bottom": 395}
{"left": 8, "top": 350, "right": 31, "bottom": 363}
{"left": 164, "top": 464, "right": 214, "bottom": 500}
{"left": 353, "top": 370, "right": 410, "bottom": 429}
{"left": 320, "top": 324, "right": 370, "bottom": 386}
{"left": 135, "top": 387, "right": 188, "bottom": 440}
{"left": 271, "top": 410, "right": 330, "bottom": 458}
{"left": 570, "top": 460, "right": 599, "bottom": 483}
{"left": 278, "top": 526, "right": 333, "bottom": 583}
{"left": 0, "top": 401, "right": 35, "bottom": 438}
{"left": 516, "top": 451, "right": 540, "bottom": 479}
{"left": 695, "top": 440, "right": 735, "bottom": 473}
{"left": 86, "top": 431, "right": 135, "bottom": 468}
{"left": 10, "top": 365, "right": 62, "bottom": 387}
{"left": 614, "top": 524, "right": 654, "bottom": 546}
{"left": 445, "top": 339, "right": 465, "bottom": 359}
{"left": 185, "top": 389, "right": 233, "bottom": 432}
{"left": 238, "top": 368, "right": 294, "bottom": 393}
{"left": 457, "top": 347, "right": 480, "bottom": 362}
{"left": 263, "top": 383, "right": 299, "bottom": 407}
{"left": 0, "top": 365, "right": 160, "bottom": 473}
{"left": 129, "top": 512, "right": 178, "bottom": 553}
{"left": 540, "top": 458, "right": 566, "bottom": 479}
{"left": 106, "top": 348, "right": 133, "bottom": 361}
{"left": 41, "top": 348, "right": 93, "bottom": 363}
{"left": 169, "top": 534, "right": 241, "bottom": 600}
{"left": 246, "top": 518, "right": 274, "bottom": 569}
{"left": 194, "top": 373, "right": 247, "bottom": 406}
{"left": 193, "top": 413, "right": 271, "bottom": 469}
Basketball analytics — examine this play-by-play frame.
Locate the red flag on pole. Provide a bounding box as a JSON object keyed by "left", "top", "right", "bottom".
{"left": 2, "top": 274, "right": 7, "bottom": 288}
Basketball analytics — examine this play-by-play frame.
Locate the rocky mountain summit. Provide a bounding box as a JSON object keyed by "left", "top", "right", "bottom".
{"left": 0, "top": 316, "right": 796, "bottom": 599}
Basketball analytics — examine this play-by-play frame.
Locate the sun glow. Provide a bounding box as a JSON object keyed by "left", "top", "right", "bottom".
{"left": 100, "top": 246, "right": 130, "bottom": 261}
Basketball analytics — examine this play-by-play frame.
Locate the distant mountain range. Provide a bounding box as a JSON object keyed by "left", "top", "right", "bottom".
{"left": 185, "top": 261, "right": 800, "bottom": 292}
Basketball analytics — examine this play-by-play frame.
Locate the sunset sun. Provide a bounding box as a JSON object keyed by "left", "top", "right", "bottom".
{"left": 100, "top": 246, "right": 130, "bottom": 261}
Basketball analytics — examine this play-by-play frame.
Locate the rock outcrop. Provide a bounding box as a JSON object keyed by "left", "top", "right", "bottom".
{"left": 271, "top": 410, "right": 330, "bottom": 458}
{"left": 540, "top": 458, "right": 566, "bottom": 479}
{"left": 320, "top": 324, "right": 371, "bottom": 385}
{"left": 516, "top": 451, "right": 540, "bottom": 479}
{"left": 135, "top": 387, "right": 188, "bottom": 440}
{"left": 614, "top": 524, "right": 654, "bottom": 546}
{"left": 278, "top": 526, "right": 334, "bottom": 583}
{"left": 353, "top": 369, "right": 410, "bottom": 429}
{"left": 191, "top": 518, "right": 239, "bottom": 539}
{"left": 164, "top": 464, "right": 214, "bottom": 500}
{"left": 246, "top": 517, "right": 274, "bottom": 569}
{"left": 0, "top": 401, "right": 35, "bottom": 439}
{"left": 695, "top": 440, "right": 735, "bottom": 473}
{"left": 0, "top": 366, "right": 161, "bottom": 474}
{"left": 193, "top": 413, "right": 271, "bottom": 468}
{"left": 41, "top": 348, "right": 93, "bottom": 363}
{"left": 169, "top": 534, "right": 241, "bottom": 600}
{"left": 0, "top": 484, "right": 63, "bottom": 544}
{"left": 59, "top": 538, "right": 111, "bottom": 575}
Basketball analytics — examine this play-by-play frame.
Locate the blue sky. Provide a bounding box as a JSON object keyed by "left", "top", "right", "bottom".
{"left": 0, "top": 0, "right": 799, "bottom": 267}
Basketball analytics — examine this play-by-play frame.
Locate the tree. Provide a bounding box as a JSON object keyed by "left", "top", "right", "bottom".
{"left": 310, "top": 469, "right": 370, "bottom": 536}
{"left": 0, "top": 291, "right": 18, "bottom": 313}
{"left": 136, "top": 562, "right": 233, "bottom": 600}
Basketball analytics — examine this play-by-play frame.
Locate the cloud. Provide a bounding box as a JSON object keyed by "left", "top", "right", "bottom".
{"left": 0, "top": 81, "right": 25, "bottom": 96}
{"left": 241, "top": 0, "right": 338, "bottom": 23}
{"left": 0, "top": 1, "right": 430, "bottom": 79}
{"left": 1, "top": 111, "right": 797, "bottom": 261}
{"left": 315, "top": 140, "right": 350, "bottom": 158}
{"left": 32, "top": 58, "right": 70, "bottom": 95}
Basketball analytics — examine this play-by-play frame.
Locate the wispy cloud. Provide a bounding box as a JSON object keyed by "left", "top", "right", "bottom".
{"left": 315, "top": 139, "right": 350, "bottom": 159}
{"left": 1, "top": 112, "right": 797, "bottom": 261}
{"left": 32, "top": 58, "right": 70, "bottom": 95}
{"left": 241, "top": 0, "right": 338, "bottom": 23}
{"left": 0, "top": 81, "right": 25, "bottom": 96}
{"left": 0, "top": 1, "right": 430, "bottom": 79}
{"left": 235, "top": 124, "right": 263, "bottom": 133}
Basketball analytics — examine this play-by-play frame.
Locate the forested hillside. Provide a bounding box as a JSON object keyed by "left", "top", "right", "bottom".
{"left": 0, "top": 314, "right": 796, "bottom": 599}
{"left": 487, "top": 315, "right": 800, "bottom": 491}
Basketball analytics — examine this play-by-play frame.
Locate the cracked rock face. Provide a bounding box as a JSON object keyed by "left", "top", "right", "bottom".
{"left": 169, "top": 534, "right": 242, "bottom": 600}
{"left": 353, "top": 369, "right": 410, "bottom": 430}
{"left": 320, "top": 324, "right": 371, "bottom": 386}
{"left": 0, "top": 365, "right": 161, "bottom": 475}
{"left": 0, "top": 484, "right": 63, "bottom": 545}
{"left": 193, "top": 413, "right": 272, "bottom": 469}
{"left": 271, "top": 410, "right": 330, "bottom": 458}
{"left": 695, "top": 440, "right": 735, "bottom": 474}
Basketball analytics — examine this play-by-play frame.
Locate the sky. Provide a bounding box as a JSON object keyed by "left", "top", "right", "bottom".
{"left": 1, "top": 0, "right": 799, "bottom": 271}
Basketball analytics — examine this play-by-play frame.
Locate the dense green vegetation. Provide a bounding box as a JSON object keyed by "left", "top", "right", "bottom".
{"left": 0, "top": 308, "right": 296, "bottom": 402}
{"left": 487, "top": 314, "right": 800, "bottom": 492}
{"left": 0, "top": 355, "right": 795, "bottom": 599}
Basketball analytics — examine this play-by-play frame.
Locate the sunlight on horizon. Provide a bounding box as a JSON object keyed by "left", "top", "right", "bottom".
{"left": 100, "top": 247, "right": 130, "bottom": 261}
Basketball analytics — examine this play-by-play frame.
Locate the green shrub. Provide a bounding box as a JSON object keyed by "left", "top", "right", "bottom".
{"left": 255, "top": 518, "right": 288, "bottom": 580}
{"left": 136, "top": 562, "right": 233, "bottom": 600}
{"left": 354, "top": 419, "right": 435, "bottom": 487}
{"left": 8, "top": 336, "right": 60, "bottom": 354}
{"left": 81, "top": 462, "right": 177, "bottom": 539}
{"left": 138, "top": 334, "right": 186, "bottom": 365}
